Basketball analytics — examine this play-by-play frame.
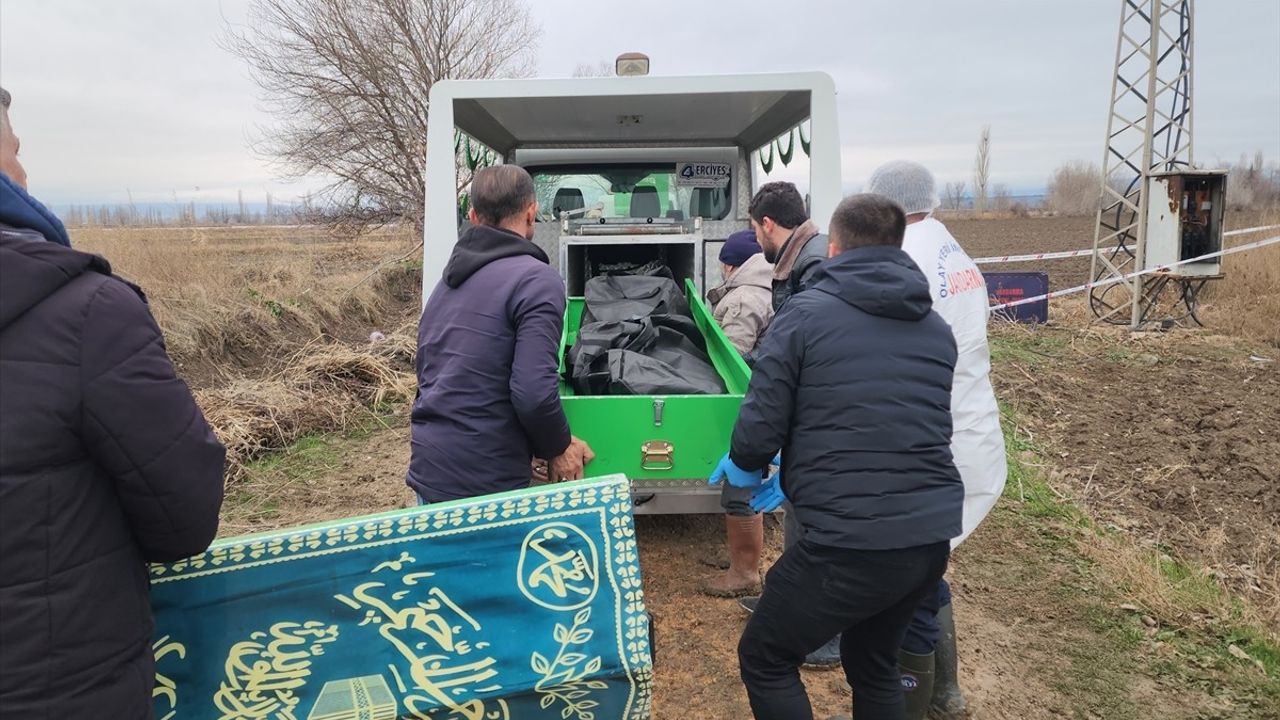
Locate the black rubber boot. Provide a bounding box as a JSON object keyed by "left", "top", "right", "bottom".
{"left": 899, "top": 649, "right": 936, "bottom": 720}
{"left": 929, "top": 604, "right": 967, "bottom": 719}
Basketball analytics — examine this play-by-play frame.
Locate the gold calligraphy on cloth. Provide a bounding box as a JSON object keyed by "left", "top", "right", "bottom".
{"left": 517, "top": 523, "right": 601, "bottom": 611}
{"left": 213, "top": 620, "right": 340, "bottom": 720}
{"left": 335, "top": 552, "right": 509, "bottom": 720}
{"left": 152, "top": 635, "right": 187, "bottom": 720}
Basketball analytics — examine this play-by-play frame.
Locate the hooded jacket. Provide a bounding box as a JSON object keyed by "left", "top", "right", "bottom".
{"left": 902, "top": 218, "right": 1006, "bottom": 546}
{"left": 408, "top": 223, "right": 572, "bottom": 502}
{"left": 0, "top": 178, "right": 226, "bottom": 717}
{"left": 729, "top": 244, "right": 963, "bottom": 550}
{"left": 707, "top": 252, "right": 775, "bottom": 355}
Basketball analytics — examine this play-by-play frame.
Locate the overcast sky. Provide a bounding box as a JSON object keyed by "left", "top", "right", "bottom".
{"left": 1, "top": 0, "right": 1277, "bottom": 206}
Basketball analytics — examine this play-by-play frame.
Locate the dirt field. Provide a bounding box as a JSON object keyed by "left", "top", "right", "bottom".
{"left": 221, "top": 405, "right": 1278, "bottom": 719}
{"left": 989, "top": 322, "right": 1279, "bottom": 595}
{"left": 97, "top": 215, "right": 1279, "bottom": 718}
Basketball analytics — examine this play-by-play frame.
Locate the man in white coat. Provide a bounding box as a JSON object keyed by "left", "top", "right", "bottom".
{"left": 867, "top": 160, "right": 1007, "bottom": 720}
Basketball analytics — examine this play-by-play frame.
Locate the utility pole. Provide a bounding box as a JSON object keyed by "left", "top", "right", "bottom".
{"left": 1089, "top": 0, "right": 1213, "bottom": 329}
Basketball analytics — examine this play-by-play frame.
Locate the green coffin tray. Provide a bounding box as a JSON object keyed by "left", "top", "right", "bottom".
{"left": 150, "top": 474, "right": 652, "bottom": 720}
{"left": 559, "top": 280, "right": 749, "bottom": 482}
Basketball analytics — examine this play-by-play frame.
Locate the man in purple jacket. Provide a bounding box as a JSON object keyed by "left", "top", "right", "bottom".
{"left": 408, "top": 165, "right": 592, "bottom": 503}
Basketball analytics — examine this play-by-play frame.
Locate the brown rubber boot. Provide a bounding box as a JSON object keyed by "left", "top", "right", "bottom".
{"left": 699, "top": 514, "right": 764, "bottom": 597}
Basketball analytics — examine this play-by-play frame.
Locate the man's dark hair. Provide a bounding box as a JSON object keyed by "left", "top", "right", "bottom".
{"left": 0, "top": 86, "right": 10, "bottom": 109}
{"left": 748, "top": 181, "right": 808, "bottom": 229}
{"left": 470, "top": 165, "right": 536, "bottom": 225}
{"left": 829, "top": 193, "right": 907, "bottom": 251}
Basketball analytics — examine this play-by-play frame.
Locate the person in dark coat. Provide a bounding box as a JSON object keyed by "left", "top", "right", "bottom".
{"left": 408, "top": 165, "right": 592, "bottom": 503}
{"left": 739, "top": 180, "right": 846, "bottom": 667}
{"left": 710, "top": 193, "right": 964, "bottom": 720}
{"left": 0, "top": 87, "right": 226, "bottom": 718}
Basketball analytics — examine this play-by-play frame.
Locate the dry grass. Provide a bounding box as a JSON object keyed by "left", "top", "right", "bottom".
{"left": 197, "top": 328, "right": 417, "bottom": 481}
{"left": 1079, "top": 529, "right": 1280, "bottom": 649}
{"left": 67, "top": 223, "right": 426, "bottom": 481}
{"left": 72, "top": 224, "right": 420, "bottom": 372}
{"left": 1198, "top": 209, "right": 1280, "bottom": 346}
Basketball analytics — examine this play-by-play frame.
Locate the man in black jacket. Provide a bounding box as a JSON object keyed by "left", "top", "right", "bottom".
{"left": 0, "top": 87, "right": 226, "bottom": 717}
{"left": 715, "top": 194, "right": 963, "bottom": 720}
{"left": 739, "top": 182, "right": 847, "bottom": 667}
{"left": 748, "top": 181, "right": 828, "bottom": 314}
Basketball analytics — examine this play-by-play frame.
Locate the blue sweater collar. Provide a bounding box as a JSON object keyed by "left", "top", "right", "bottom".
{"left": 0, "top": 173, "right": 71, "bottom": 247}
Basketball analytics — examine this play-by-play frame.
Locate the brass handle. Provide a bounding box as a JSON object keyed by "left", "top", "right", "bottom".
{"left": 640, "top": 440, "right": 674, "bottom": 471}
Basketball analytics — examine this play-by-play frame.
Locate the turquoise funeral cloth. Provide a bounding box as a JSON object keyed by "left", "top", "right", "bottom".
{"left": 150, "top": 474, "right": 652, "bottom": 720}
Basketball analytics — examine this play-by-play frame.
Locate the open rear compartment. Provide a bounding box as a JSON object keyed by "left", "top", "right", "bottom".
{"left": 563, "top": 238, "right": 698, "bottom": 296}
{"left": 558, "top": 281, "right": 749, "bottom": 513}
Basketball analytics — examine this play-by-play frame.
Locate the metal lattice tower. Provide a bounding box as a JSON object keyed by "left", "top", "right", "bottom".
{"left": 1089, "top": 0, "right": 1196, "bottom": 328}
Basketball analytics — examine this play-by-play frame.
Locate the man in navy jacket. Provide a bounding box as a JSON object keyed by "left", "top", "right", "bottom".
{"left": 712, "top": 193, "right": 963, "bottom": 720}
{"left": 408, "top": 165, "right": 592, "bottom": 503}
{"left": 0, "top": 86, "right": 226, "bottom": 717}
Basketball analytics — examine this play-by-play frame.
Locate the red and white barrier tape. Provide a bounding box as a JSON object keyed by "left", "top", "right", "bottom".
{"left": 989, "top": 234, "right": 1280, "bottom": 311}
{"left": 973, "top": 247, "right": 1096, "bottom": 264}
{"left": 972, "top": 223, "right": 1280, "bottom": 265}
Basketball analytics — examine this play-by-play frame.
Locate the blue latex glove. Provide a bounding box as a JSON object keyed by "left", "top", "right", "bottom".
{"left": 708, "top": 452, "right": 764, "bottom": 489}
{"left": 750, "top": 473, "right": 787, "bottom": 513}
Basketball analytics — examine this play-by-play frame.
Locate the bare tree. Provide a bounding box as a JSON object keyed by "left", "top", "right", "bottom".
{"left": 991, "top": 183, "right": 1012, "bottom": 214}
{"left": 1226, "top": 151, "right": 1280, "bottom": 210}
{"left": 943, "top": 181, "right": 967, "bottom": 211}
{"left": 223, "top": 0, "right": 540, "bottom": 231}
{"left": 573, "top": 60, "right": 614, "bottom": 78}
{"left": 1045, "top": 161, "right": 1103, "bottom": 216}
{"left": 973, "top": 125, "right": 991, "bottom": 214}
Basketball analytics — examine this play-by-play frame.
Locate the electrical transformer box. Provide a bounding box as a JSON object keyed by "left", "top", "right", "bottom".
{"left": 1143, "top": 170, "right": 1228, "bottom": 277}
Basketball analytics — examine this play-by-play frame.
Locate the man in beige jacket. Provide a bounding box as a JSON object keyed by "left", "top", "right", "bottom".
{"left": 702, "top": 230, "right": 775, "bottom": 596}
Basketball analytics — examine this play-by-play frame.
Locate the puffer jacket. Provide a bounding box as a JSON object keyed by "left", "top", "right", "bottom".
{"left": 0, "top": 178, "right": 226, "bottom": 718}
{"left": 730, "top": 244, "right": 963, "bottom": 550}
{"left": 706, "top": 252, "right": 775, "bottom": 355}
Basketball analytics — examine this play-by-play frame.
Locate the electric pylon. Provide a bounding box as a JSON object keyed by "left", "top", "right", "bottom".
{"left": 1089, "top": 0, "right": 1201, "bottom": 328}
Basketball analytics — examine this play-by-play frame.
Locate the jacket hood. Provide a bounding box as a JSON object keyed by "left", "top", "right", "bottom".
{"left": 443, "top": 223, "right": 548, "bottom": 288}
{"left": 727, "top": 253, "right": 773, "bottom": 290}
{"left": 809, "top": 244, "right": 933, "bottom": 321}
{"left": 0, "top": 173, "right": 72, "bottom": 247}
{"left": 0, "top": 227, "right": 110, "bottom": 329}
{"left": 707, "top": 252, "right": 772, "bottom": 305}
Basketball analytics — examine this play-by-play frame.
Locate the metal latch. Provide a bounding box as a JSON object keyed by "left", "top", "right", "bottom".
{"left": 652, "top": 398, "right": 665, "bottom": 427}
{"left": 640, "top": 441, "right": 674, "bottom": 471}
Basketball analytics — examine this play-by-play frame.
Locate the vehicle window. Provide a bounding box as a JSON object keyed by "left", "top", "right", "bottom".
{"left": 530, "top": 164, "right": 732, "bottom": 221}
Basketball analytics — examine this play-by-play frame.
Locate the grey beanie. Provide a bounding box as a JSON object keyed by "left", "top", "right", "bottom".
{"left": 867, "top": 160, "right": 940, "bottom": 215}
